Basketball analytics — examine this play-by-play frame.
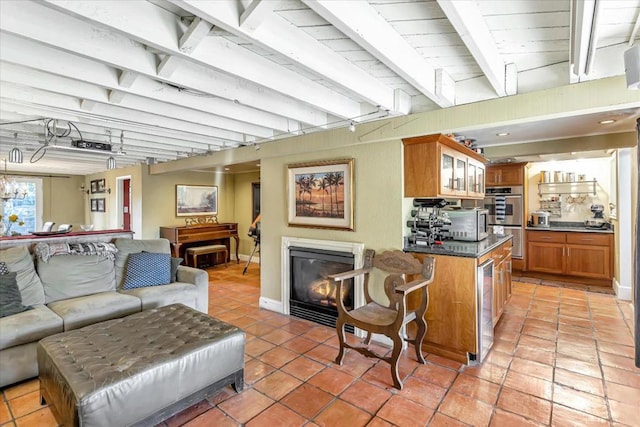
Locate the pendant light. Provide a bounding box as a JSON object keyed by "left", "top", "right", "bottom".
{"left": 105, "top": 129, "right": 116, "bottom": 170}
{"left": 8, "top": 133, "right": 23, "bottom": 163}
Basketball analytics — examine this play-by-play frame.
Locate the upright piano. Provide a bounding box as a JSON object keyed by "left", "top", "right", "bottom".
{"left": 159, "top": 223, "right": 239, "bottom": 263}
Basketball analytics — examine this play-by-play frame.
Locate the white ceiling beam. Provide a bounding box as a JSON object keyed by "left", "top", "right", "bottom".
{"left": 436, "top": 0, "right": 513, "bottom": 97}
{"left": 570, "top": 0, "right": 601, "bottom": 82}
{"left": 118, "top": 70, "right": 138, "bottom": 88}
{"left": 303, "top": 0, "right": 452, "bottom": 108}
{"left": 2, "top": 1, "right": 327, "bottom": 127}
{"left": 0, "top": 35, "right": 294, "bottom": 132}
{"left": 38, "top": 0, "right": 356, "bottom": 121}
{"left": 179, "top": 17, "right": 212, "bottom": 54}
{"left": 169, "top": 0, "right": 400, "bottom": 114}
{"left": 240, "top": 0, "right": 276, "bottom": 31}
{"left": 0, "top": 63, "right": 275, "bottom": 139}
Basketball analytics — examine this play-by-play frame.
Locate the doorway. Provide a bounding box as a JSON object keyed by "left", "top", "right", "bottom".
{"left": 116, "top": 176, "right": 132, "bottom": 230}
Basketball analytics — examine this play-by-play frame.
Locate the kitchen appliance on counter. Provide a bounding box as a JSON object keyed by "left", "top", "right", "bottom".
{"left": 465, "top": 186, "right": 523, "bottom": 259}
{"left": 406, "top": 199, "right": 451, "bottom": 246}
{"left": 443, "top": 208, "right": 489, "bottom": 242}
{"left": 474, "top": 258, "right": 494, "bottom": 363}
{"left": 585, "top": 204, "right": 607, "bottom": 228}
{"left": 530, "top": 211, "right": 551, "bottom": 227}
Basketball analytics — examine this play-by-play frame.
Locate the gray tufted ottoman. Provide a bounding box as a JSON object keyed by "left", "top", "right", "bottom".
{"left": 37, "top": 304, "right": 245, "bottom": 427}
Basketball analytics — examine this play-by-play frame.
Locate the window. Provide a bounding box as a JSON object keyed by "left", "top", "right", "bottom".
{"left": 1, "top": 177, "right": 42, "bottom": 235}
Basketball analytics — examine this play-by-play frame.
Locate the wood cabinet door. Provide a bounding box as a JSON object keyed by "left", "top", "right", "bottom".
{"left": 565, "top": 244, "right": 611, "bottom": 279}
{"left": 499, "top": 166, "right": 524, "bottom": 186}
{"left": 467, "top": 158, "right": 485, "bottom": 198}
{"left": 439, "top": 146, "right": 458, "bottom": 197}
{"left": 486, "top": 169, "right": 501, "bottom": 186}
{"left": 503, "top": 255, "right": 512, "bottom": 305}
{"left": 493, "top": 259, "right": 504, "bottom": 326}
{"left": 527, "top": 242, "right": 565, "bottom": 274}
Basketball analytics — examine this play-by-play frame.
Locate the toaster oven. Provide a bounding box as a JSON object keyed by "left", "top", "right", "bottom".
{"left": 445, "top": 208, "right": 489, "bottom": 241}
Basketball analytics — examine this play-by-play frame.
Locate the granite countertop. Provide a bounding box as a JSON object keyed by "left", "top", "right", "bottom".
{"left": 404, "top": 234, "right": 512, "bottom": 258}
{"left": 525, "top": 221, "right": 613, "bottom": 234}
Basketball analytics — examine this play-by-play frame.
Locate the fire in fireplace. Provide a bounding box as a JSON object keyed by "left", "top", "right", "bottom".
{"left": 289, "top": 246, "right": 355, "bottom": 332}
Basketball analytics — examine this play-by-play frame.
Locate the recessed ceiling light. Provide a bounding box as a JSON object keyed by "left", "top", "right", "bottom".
{"left": 224, "top": 167, "right": 230, "bottom": 171}
{"left": 598, "top": 119, "right": 615, "bottom": 124}
{"left": 496, "top": 132, "right": 510, "bottom": 137}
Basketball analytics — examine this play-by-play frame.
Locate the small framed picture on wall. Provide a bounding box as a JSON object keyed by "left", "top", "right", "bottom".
{"left": 90, "top": 199, "right": 98, "bottom": 212}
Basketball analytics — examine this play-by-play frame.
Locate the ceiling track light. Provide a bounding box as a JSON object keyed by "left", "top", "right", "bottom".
{"left": 348, "top": 121, "right": 356, "bottom": 133}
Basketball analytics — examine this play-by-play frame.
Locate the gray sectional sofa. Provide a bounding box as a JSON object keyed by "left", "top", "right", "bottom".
{"left": 0, "top": 238, "right": 209, "bottom": 388}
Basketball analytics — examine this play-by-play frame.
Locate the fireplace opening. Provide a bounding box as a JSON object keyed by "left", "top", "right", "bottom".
{"left": 289, "top": 246, "right": 355, "bottom": 333}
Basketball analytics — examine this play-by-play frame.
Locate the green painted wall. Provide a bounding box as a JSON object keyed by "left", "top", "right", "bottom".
{"left": 234, "top": 171, "right": 261, "bottom": 255}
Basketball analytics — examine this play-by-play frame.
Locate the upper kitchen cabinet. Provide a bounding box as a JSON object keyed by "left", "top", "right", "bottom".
{"left": 403, "top": 133, "right": 487, "bottom": 200}
{"left": 486, "top": 162, "right": 528, "bottom": 187}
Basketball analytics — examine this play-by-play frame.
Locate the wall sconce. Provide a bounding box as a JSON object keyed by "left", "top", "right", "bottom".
{"left": 79, "top": 184, "right": 90, "bottom": 194}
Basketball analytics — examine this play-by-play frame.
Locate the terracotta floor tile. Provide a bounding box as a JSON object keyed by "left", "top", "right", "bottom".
{"left": 280, "top": 384, "right": 333, "bottom": 419}
{"left": 243, "top": 323, "right": 277, "bottom": 337}
{"left": 429, "top": 412, "right": 469, "bottom": 427}
{"left": 365, "top": 417, "right": 393, "bottom": 427}
{"left": 497, "top": 387, "right": 551, "bottom": 425}
{"left": 597, "top": 341, "right": 635, "bottom": 359}
{"left": 7, "top": 391, "right": 46, "bottom": 419}
{"left": 260, "top": 329, "right": 298, "bottom": 346}
{"left": 462, "top": 363, "right": 507, "bottom": 385}
{"left": 490, "top": 408, "right": 546, "bottom": 427}
{"left": 217, "top": 389, "right": 274, "bottom": 424}
{"left": 13, "top": 407, "right": 57, "bottom": 427}
{"left": 206, "top": 386, "right": 237, "bottom": 406}
{"left": 552, "top": 384, "right": 608, "bottom": 419}
{"left": 523, "top": 324, "right": 558, "bottom": 341}
{"left": 554, "top": 368, "right": 604, "bottom": 396}
{"left": 258, "top": 346, "right": 299, "bottom": 369}
{"left": 340, "top": 380, "right": 392, "bottom": 414}
{"left": 517, "top": 335, "right": 557, "bottom": 352}
{"left": 280, "top": 336, "right": 319, "bottom": 354}
{"left": 492, "top": 338, "right": 517, "bottom": 354}
{"left": 253, "top": 370, "right": 303, "bottom": 400}
{"left": 304, "top": 344, "right": 338, "bottom": 365}
{"left": 557, "top": 322, "right": 594, "bottom": 338}
{"left": 451, "top": 373, "right": 501, "bottom": 405}
{"left": 510, "top": 357, "right": 554, "bottom": 381}
{"left": 244, "top": 358, "right": 277, "bottom": 384}
{"left": 245, "top": 403, "right": 306, "bottom": 427}
{"left": 513, "top": 346, "right": 556, "bottom": 366}
{"left": 0, "top": 400, "right": 12, "bottom": 424}
{"left": 550, "top": 403, "right": 610, "bottom": 427}
{"left": 361, "top": 362, "right": 399, "bottom": 390}
{"left": 396, "top": 377, "right": 446, "bottom": 409}
{"left": 438, "top": 391, "right": 493, "bottom": 426}
{"left": 227, "top": 315, "right": 259, "bottom": 329}
{"left": 605, "top": 381, "right": 640, "bottom": 405}
{"left": 602, "top": 365, "right": 640, "bottom": 388}
{"left": 183, "top": 407, "right": 240, "bottom": 427}
{"left": 598, "top": 352, "right": 639, "bottom": 372}
{"left": 554, "top": 355, "right": 601, "bottom": 378}
{"left": 504, "top": 370, "right": 553, "bottom": 400}
{"left": 377, "top": 395, "right": 434, "bottom": 427}
{"left": 426, "top": 354, "right": 464, "bottom": 371}
{"left": 483, "top": 349, "right": 513, "bottom": 369}
{"left": 164, "top": 399, "right": 212, "bottom": 427}
{"left": 608, "top": 398, "right": 638, "bottom": 426}
{"left": 301, "top": 327, "right": 335, "bottom": 343}
{"left": 314, "top": 399, "right": 371, "bottom": 427}
{"left": 3, "top": 380, "right": 39, "bottom": 401}
{"left": 245, "top": 338, "right": 277, "bottom": 357}
{"left": 281, "top": 356, "right": 326, "bottom": 381}
{"left": 332, "top": 351, "right": 377, "bottom": 378}
{"left": 308, "top": 367, "right": 355, "bottom": 395}
{"left": 412, "top": 362, "right": 458, "bottom": 388}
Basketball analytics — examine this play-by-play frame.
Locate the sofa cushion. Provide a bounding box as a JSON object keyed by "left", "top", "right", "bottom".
{"left": 0, "top": 261, "right": 8, "bottom": 275}
{"left": 122, "top": 252, "right": 171, "bottom": 289}
{"left": 0, "top": 246, "right": 45, "bottom": 306}
{"left": 37, "top": 255, "right": 117, "bottom": 304}
{"left": 119, "top": 282, "right": 198, "bottom": 311}
{"left": 47, "top": 292, "right": 141, "bottom": 331}
{"left": 0, "top": 305, "right": 63, "bottom": 350}
{"left": 114, "top": 239, "right": 170, "bottom": 289}
{"left": 171, "top": 257, "right": 183, "bottom": 282}
{"left": 0, "top": 272, "right": 33, "bottom": 318}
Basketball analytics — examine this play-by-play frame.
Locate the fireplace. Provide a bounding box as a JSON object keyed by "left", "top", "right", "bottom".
{"left": 281, "top": 237, "right": 365, "bottom": 334}
{"left": 289, "top": 246, "right": 355, "bottom": 332}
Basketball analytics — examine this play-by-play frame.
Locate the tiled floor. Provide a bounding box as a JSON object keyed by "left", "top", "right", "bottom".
{"left": 2, "top": 262, "right": 638, "bottom": 426}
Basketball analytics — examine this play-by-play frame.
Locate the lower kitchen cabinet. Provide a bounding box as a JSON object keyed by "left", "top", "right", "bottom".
{"left": 492, "top": 240, "right": 512, "bottom": 326}
{"left": 527, "top": 230, "right": 613, "bottom": 281}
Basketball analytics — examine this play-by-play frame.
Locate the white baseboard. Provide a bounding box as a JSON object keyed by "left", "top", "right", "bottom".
{"left": 237, "top": 254, "right": 260, "bottom": 263}
{"left": 259, "top": 297, "right": 283, "bottom": 313}
{"left": 613, "top": 278, "right": 632, "bottom": 301}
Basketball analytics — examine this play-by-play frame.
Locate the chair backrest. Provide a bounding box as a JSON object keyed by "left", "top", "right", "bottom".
{"left": 372, "top": 250, "right": 424, "bottom": 275}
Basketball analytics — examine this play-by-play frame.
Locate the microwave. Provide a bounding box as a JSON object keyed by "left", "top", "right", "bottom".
{"left": 445, "top": 208, "right": 489, "bottom": 242}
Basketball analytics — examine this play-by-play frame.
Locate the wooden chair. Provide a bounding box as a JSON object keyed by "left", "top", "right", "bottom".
{"left": 329, "top": 249, "right": 435, "bottom": 390}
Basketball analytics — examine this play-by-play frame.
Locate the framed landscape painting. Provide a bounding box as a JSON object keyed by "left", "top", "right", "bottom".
{"left": 287, "top": 159, "right": 354, "bottom": 230}
{"left": 176, "top": 185, "right": 218, "bottom": 217}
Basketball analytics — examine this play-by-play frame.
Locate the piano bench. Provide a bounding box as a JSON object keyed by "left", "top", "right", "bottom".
{"left": 186, "top": 245, "right": 228, "bottom": 269}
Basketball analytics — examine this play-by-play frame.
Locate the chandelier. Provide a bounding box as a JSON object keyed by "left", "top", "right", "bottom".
{"left": 1, "top": 159, "right": 28, "bottom": 201}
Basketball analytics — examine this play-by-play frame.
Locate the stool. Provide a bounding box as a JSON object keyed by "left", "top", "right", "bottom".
{"left": 38, "top": 304, "right": 245, "bottom": 427}
{"left": 186, "top": 244, "right": 228, "bottom": 268}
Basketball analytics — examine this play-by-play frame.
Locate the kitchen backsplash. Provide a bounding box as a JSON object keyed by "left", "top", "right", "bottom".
{"left": 526, "top": 158, "right": 613, "bottom": 223}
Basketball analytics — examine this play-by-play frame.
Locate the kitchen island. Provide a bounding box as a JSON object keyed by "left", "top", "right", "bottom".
{"left": 405, "top": 234, "right": 512, "bottom": 364}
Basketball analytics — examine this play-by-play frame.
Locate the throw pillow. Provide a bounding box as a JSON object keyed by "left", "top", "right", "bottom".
{"left": 0, "top": 262, "right": 8, "bottom": 275}
{"left": 170, "top": 257, "right": 183, "bottom": 282}
{"left": 0, "top": 246, "right": 45, "bottom": 306}
{"left": 122, "top": 252, "right": 171, "bottom": 290}
{"left": 0, "top": 272, "right": 33, "bottom": 318}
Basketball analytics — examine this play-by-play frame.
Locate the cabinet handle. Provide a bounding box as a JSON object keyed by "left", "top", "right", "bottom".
{"left": 567, "top": 247, "right": 570, "bottom": 257}
{"left": 562, "top": 247, "right": 565, "bottom": 257}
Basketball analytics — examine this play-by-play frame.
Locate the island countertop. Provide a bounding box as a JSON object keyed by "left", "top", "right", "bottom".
{"left": 404, "top": 234, "right": 512, "bottom": 258}
{"left": 0, "top": 229, "right": 133, "bottom": 250}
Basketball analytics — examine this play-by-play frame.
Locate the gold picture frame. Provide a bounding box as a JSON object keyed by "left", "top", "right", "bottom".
{"left": 287, "top": 159, "right": 354, "bottom": 230}
{"left": 176, "top": 185, "right": 218, "bottom": 217}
